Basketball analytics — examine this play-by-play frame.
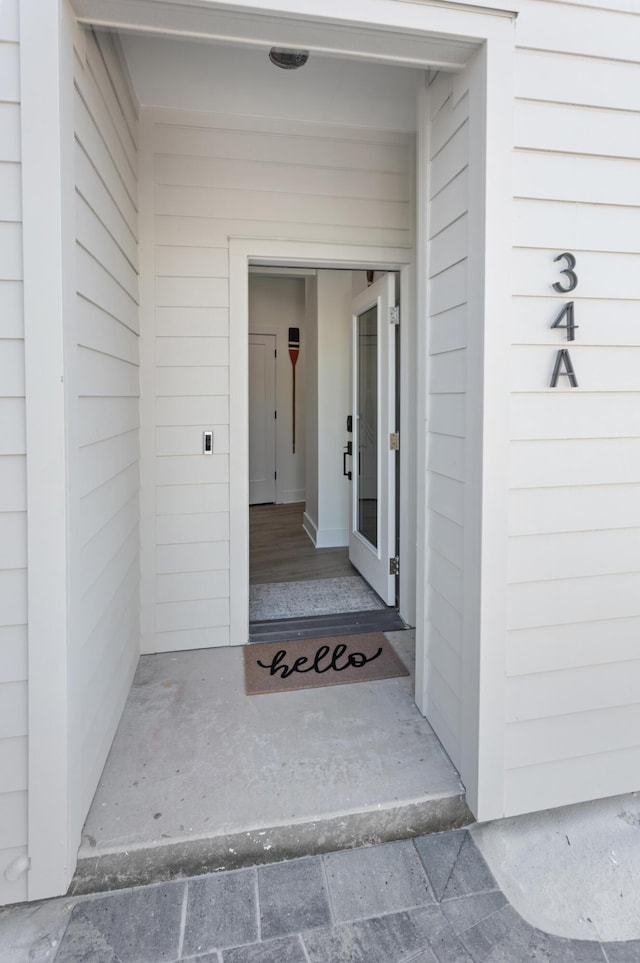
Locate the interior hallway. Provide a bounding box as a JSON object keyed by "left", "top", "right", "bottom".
{"left": 73, "top": 631, "right": 469, "bottom": 895}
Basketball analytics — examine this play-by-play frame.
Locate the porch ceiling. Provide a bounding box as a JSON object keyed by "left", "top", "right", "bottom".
{"left": 70, "top": 0, "right": 479, "bottom": 69}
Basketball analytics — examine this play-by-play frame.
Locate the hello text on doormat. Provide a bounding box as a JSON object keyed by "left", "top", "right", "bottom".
{"left": 243, "top": 632, "right": 409, "bottom": 695}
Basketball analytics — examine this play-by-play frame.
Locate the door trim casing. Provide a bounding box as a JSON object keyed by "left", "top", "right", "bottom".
{"left": 229, "top": 240, "right": 413, "bottom": 647}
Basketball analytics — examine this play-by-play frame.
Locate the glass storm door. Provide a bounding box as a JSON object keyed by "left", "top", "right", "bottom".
{"left": 348, "top": 274, "right": 396, "bottom": 605}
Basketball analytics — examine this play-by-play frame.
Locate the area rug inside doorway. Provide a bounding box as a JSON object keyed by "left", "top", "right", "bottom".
{"left": 244, "top": 632, "right": 409, "bottom": 695}
{"left": 249, "top": 575, "right": 386, "bottom": 621}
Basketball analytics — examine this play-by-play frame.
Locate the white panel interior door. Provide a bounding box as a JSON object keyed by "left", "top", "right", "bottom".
{"left": 348, "top": 274, "right": 396, "bottom": 605}
{"left": 249, "top": 333, "right": 276, "bottom": 504}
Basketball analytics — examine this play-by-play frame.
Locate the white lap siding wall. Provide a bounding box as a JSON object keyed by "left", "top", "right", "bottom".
{"left": 71, "top": 28, "right": 140, "bottom": 825}
{"left": 139, "top": 109, "right": 414, "bottom": 652}
{"left": 506, "top": 0, "right": 640, "bottom": 815}
{"left": 0, "top": 0, "right": 27, "bottom": 906}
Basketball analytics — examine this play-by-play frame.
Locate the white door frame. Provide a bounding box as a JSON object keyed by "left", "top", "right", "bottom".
{"left": 229, "top": 242, "right": 415, "bottom": 646}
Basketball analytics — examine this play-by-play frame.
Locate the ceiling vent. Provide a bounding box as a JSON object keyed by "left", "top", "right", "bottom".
{"left": 269, "top": 48, "right": 309, "bottom": 70}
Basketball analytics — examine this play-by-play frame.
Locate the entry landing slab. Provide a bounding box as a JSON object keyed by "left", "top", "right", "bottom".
{"left": 73, "top": 631, "right": 470, "bottom": 893}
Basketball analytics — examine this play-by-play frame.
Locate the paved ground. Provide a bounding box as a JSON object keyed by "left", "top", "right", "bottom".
{"left": 2, "top": 828, "right": 639, "bottom": 962}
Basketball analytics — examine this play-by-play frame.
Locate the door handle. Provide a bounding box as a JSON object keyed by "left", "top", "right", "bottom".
{"left": 343, "top": 442, "right": 352, "bottom": 480}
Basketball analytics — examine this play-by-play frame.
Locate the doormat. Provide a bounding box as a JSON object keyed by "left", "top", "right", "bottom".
{"left": 244, "top": 632, "right": 409, "bottom": 695}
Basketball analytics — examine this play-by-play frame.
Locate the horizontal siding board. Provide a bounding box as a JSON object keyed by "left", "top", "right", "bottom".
{"left": 79, "top": 397, "right": 139, "bottom": 446}
{"left": 78, "top": 531, "right": 138, "bottom": 641}
{"left": 152, "top": 124, "right": 411, "bottom": 173}
{"left": 0, "top": 282, "right": 23, "bottom": 338}
{"left": 507, "top": 660, "right": 640, "bottom": 724}
{"left": 514, "top": 101, "right": 640, "bottom": 160}
{"left": 155, "top": 396, "right": 229, "bottom": 427}
{"left": 0, "top": 570, "right": 25, "bottom": 626}
{"left": 77, "top": 346, "right": 139, "bottom": 397}
{"left": 515, "top": 1, "right": 640, "bottom": 62}
{"left": 429, "top": 120, "right": 468, "bottom": 198}
{"left": 78, "top": 463, "right": 139, "bottom": 548}
{"left": 0, "top": 791, "right": 27, "bottom": 849}
{"left": 75, "top": 144, "right": 137, "bottom": 264}
{"left": 426, "top": 626, "right": 462, "bottom": 697}
{"left": 76, "top": 196, "right": 139, "bottom": 300}
{"left": 516, "top": 48, "right": 640, "bottom": 113}
{"left": 154, "top": 183, "right": 410, "bottom": 232}
{"left": 155, "top": 454, "right": 229, "bottom": 486}
{"left": 508, "top": 485, "right": 640, "bottom": 536}
{"left": 79, "top": 495, "right": 138, "bottom": 596}
{"left": 0, "top": 399, "right": 25, "bottom": 454}
{"left": 513, "top": 249, "right": 640, "bottom": 301}
{"left": 76, "top": 245, "right": 139, "bottom": 332}
{"left": 508, "top": 572, "right": 640, "bottom": 630}
{"left": 509, "top": 528, "right": 640, "bottom": 583}
{"left": 156, "top": 337, "right": 229, "bottom": 367}
{"left": 77, "top": 429, "right": 139, "bottom": 497}
{"left": 428, "top": 305, "right": 466, "bottom": 357}
{"left": 155, "top": 625, "right": 230, "bottom": 651}
{"left": 0, "top": 625, "right": 27, "bottom": 682}
{"left": 510, "top": 297, "right": 640, "bottom": 348}
{"left": 0, "top": 339, "right": 24, "bottom": 395}
{"left": 505, "top": 747, "right": 640, "bottom": 817}
{"left": 428, "top": 349, "right": 466, "bottom": 394}
{"left": 77, "top": 300, "right": 140, "bottom": 367}
{"left": 84, "top": 32, "right": 137, "bottom": 171}
{"left": 0, "top": 513, "right": 26, "bottom": 569}
{"left": 429, "top": 173, "right": 468, "bottom": 240}
{"left": 0, "top": 222, "right": 22, "bottom": 280}
{"left": 156, "top": 540, "right": 229, "bottom": 575}
{"left": 156, "top": 277, "right": 229, "bottom": 309}
{"left": 428, "top": 511, "right": 464, "bottom": 569}
{"left": 155, "top": 597, "right": 229, "bottom": 633}
{"left": 156, "top": 483, "right": 229, "bottom": 516}
{"left": 154, "top": 213, "right": 411, "bottom": 250}
{"left": 427, "top": 586, "right": 463, "bottom": 657}
{"left": 510, "top": 391, "right": 640, "bottom": 440}
{"left": 429, "top": 91, "right": 468, "bottom": 160}
{"left": 427, "top": 472, "right": 464, "bottom": 526}
{"left": 0, "top": 0, "right": 19, "bottom": 42}
{"left": 0, "top": 42, "right": 19, "bottom": 102}
{"left": 506, "top": 704, "right": 640, "bottom": 770}
{"left": 0, "top": 737, "right": 26, "bottom": 794}
{"left": 428, "top": 393, "right": 465, "bottom": 438}
{"left": 156, "top": 570, "right": 229, "bottom": 604}
{"left": 427, "top": 549, "right": 463, "bottom": 612}
{"left": 156, "top": 306, "right": 228, "bottom": 339}
{"left": 428, "top": 215, "right": 467, "bottom": 279}
{"left": 429, "top": 261, "right": 467, "bottom": 316}
{"left": 74, "top": 67, "right": 137, "bottom": 204}
{"left": 154, "top": 153, "right": 410, "bottom": 201}
{"left": 511, "top": 438, "right": 640, "bottom": 488}
{"left": 75, "top": 131, "right": 138, "bottom": 245}
{"left": 0, "top": 162, "right": 21, "bottom": 221}
{"left": 156, "top": 365, "right": 229, "bottom": 397}
{"left": 514, "top": 151, "right": 640, "bottom": 208}
{"left": 507, "top": 617, "right": 640, "bottom": 677}
{"left": 156, "top": 512, "right": 229, "bottom": 545}
{"left": 0, "top": 682, "right": 27, "bottom": 739}
{"left": 428, "top": 433, "right": 465, "bottom": 482}
{"left": 425, "top": 664, "right": 462, "bottom": 761}
{"left": 0, "top": 104, "right": 20, "bottom": 162}
{"left": 514, "top": 198, "right": 640, "bottom": 255}
{"left": 94, "top": 31, "right": 138, "bottom": 140}
{"left": 155, "top": 246, "right": 229, "bottom": 279}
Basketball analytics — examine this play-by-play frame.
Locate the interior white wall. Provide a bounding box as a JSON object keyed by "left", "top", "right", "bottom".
{"left": 249, "top": 275, "right": 306, "bottom": 504}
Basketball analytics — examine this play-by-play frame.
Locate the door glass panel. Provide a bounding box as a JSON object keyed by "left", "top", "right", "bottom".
{"left": 357, "top": 305, "right": 378, "bottom": 548}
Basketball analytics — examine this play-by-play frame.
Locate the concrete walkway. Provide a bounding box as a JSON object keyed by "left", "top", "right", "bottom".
{"left": 2, "top": 828, "right": 638, "bottom": 962}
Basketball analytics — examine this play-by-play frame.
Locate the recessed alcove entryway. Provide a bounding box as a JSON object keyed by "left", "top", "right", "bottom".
{"left": 72, "top": 631, "right": 470, "bottom": 894}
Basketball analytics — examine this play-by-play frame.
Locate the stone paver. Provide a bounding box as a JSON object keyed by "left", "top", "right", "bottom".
{"left": 1, "top": 829, "right": 638, "bottom": 962}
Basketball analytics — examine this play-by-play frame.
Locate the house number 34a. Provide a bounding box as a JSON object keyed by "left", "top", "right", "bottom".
{"left": 550, "top": 253, "right": 579, "bottom": 388}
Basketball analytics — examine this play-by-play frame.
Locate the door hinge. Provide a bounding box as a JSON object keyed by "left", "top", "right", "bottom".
{"left": 389, "top": 305, "right": 400, "bottom": 325}
{"left": 389, "top": 556, "right": 400, "bottom": 576}
{"left": 389, "top": 432, "right": 399, "bottom": 451}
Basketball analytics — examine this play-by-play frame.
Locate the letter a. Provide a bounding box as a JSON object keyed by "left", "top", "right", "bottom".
{"left": 550, "top": 349, "right": 578, "bottom": 388}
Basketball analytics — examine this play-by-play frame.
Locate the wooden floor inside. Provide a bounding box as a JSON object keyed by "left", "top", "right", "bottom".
{"left": 250, "top": 502, "right": 356, "bottom": 585}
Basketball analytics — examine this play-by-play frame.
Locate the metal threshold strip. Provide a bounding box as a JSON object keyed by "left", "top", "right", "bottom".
{"left": 249, "top": 607, "right": 406, "bottom": 643}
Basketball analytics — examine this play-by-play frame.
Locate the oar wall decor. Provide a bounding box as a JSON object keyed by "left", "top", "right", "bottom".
{"left": 288, "top": 327, "right": 300, "bottom": 453}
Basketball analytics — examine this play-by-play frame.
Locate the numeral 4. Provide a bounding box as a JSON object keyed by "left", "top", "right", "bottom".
{"left": 550, "top": 301, "right": 578, "bottom": 342}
